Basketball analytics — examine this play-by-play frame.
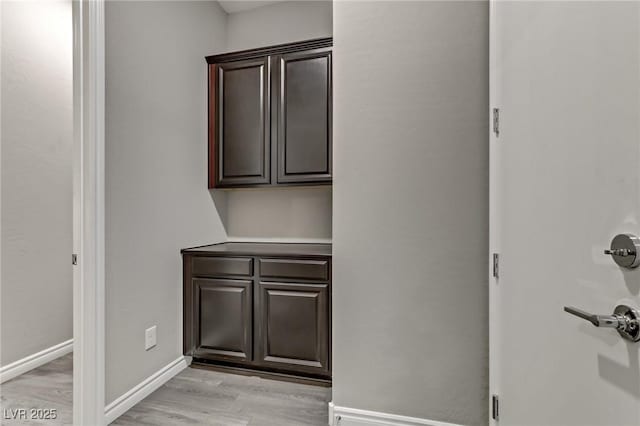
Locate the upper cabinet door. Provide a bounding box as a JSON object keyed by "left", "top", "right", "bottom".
{"left": 277, "top": 49, "right": 332, "bottom": 184}
{"left": 213, "top": 58, "right": 270, "bottom": 187}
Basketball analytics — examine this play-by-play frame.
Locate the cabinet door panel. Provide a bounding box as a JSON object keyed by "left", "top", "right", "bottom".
{"left": 194, "top": 278, "right": 252, "bottom": 362}
{"left": 216, "top": 58, "right": 270, "bottom": 186}
{"left": 277, "top": 49, "right": 332, "bottom": 183}
{"left": 256, "top": 281, "right": 330, "bottom": 376}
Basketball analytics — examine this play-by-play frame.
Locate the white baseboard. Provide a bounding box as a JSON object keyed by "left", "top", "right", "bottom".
{"left": 328, "top": 403, "right": 466, "bottom": 426}
{"left": 104, "top": 356, "right": 188, "bottom": 425}
{"left": 0, "top": 339, "right": 73, "bottom": 384}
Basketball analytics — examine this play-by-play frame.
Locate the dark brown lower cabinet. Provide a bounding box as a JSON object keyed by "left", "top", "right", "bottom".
{"left": 183, "top": 244, "right": 331, "bottom": 383}
{"left": 255, "top": 281, "right": 330, "bottom": 377}
{"left": 193, "top": 278, "right": 252, "bottom": 363}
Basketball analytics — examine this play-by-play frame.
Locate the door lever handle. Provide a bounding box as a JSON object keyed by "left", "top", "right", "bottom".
{"left": 563, "top": 306, "right": 624, "bottom": 328}
{"left": 564, "top": 304, "right": 640, "bottom": 342}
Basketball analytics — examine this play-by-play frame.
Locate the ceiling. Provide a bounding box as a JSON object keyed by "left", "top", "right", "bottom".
{"left": 218, "top": 1, "right": 285, "bottom": 14}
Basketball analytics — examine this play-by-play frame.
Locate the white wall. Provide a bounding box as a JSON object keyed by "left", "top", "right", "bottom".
{"left": 223, "top": 0, "right": 333, "bottom": 241}
{"left": 224, "top": 187, "right": 332, "bottom": 240}
{"left": 226, "top": 0, "right": 332, "bottom": 51}
{"left": 105, "top": 0, "right": 227, "bottom": 403}
{"left": 0, "top": 0, "right": 73, "bottom": 366}
{"left": 332, "top": 2, "right": 489, "bottom": 425}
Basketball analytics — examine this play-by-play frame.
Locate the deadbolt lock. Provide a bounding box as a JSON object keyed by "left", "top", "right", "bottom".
{"left": 604, "top": 233, "right": 640, "bottom": 269}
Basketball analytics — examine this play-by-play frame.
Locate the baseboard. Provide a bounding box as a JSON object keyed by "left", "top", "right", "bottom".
{"left": 0, "top": 339, "right": 73, "bottom": 384}
{"left": 328, "top": 402, "right": 467, "bottom": 426}
{"left": 190, "top": 360, "right": 331, "bottom": 387}
{"left": 104, "top": 356, "right": 189, "bottom": 424}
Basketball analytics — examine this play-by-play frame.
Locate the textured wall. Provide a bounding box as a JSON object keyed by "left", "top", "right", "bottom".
{"left": 332, "top": 2, "right": 489, "bottom": 425}
{"left": 1, "top": 0, "right": 73, "bottom": 366}
{"left": 105, "top": 1, "right": 228, "bottom": 403}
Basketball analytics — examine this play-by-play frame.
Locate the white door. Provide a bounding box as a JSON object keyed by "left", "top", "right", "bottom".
{"left": 491, "top": 1, "right": 640, "bottom": 425}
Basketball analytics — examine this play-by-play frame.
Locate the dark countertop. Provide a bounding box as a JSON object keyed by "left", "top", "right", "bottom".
{"left": 181, "top": 242, "right": 332, "bottom": 258}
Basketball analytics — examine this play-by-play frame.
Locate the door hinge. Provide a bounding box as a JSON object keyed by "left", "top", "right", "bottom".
{"left": 493, "top": 108, "right": 500, "bottom": 137}
{"left": 492, "top": 394, "right": 500, "bottom": 421}
{"left": 72, "top": 254, "right": 78, "bottom": 266}
{"left": 492, "top": 253, "right": 499, "bottom": 278}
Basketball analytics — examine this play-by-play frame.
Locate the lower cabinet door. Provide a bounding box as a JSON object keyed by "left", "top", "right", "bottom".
{"left": 194, "top": 278, "right": 252, "bottom": 363}
{"left": 256, "top": 281, "right": 330, "bottom": 377}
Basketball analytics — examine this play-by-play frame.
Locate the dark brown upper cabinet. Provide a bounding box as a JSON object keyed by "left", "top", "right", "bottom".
{"left": 213, "top": 58, "right": 270, "bottom": 187}
{"left": 206, "top": 38, "right": 332, "bottom": 189}
{"left": 277, "top": 49, "right": 332, "bottom": 183}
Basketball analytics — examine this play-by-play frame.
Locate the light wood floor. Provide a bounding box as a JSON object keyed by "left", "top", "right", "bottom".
{"left": 0, "top": 355, "right": 331, "bottom": 425}
{"left": 0, "top": 353, "right": 73, "bottom": 425}
{"left": 113, "top": 366, "right": 331, "bottom": 425}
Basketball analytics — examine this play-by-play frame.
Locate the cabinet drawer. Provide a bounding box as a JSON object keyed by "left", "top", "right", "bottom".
{"left": 192, "top": 256, "right": 253, "bottom": 277}
{"left": 259, "top": 258, "right": 329, "bottom": 281}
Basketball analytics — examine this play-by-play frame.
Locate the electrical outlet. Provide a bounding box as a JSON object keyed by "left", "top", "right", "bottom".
{"left": 145, "top": 325, "right": 157, "bottom": 351}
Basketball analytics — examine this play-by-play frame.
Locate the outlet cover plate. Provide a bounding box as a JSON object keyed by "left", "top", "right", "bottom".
{"left": 145, "top": 325, "right": 157, "bottom": 350}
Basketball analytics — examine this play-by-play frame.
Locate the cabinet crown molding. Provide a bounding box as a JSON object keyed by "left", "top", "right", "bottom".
{"left": 206, "top": 37, "right": 333, "bottom": 64}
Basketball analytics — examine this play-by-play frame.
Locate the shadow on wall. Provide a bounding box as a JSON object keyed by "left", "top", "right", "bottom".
{"left": 598, "top": 344, "right": 640, "bottom": 398}
{"left": 209, "top": 190, "right": 228, "bottom": 232}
